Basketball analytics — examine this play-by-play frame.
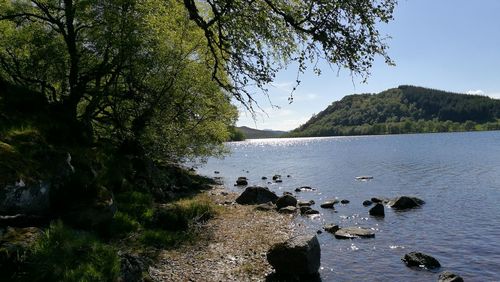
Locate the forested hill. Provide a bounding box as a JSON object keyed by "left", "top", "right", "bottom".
{"left": 289, "top": 85, "right": 500, "bottom": 137}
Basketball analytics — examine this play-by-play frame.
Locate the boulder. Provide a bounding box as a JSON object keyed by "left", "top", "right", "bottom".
{"left": 267, "top": 235, "right": 321, "bottom": 275}
{"left": 402, "top": 252, "right": 441, "bottom": 269}
{"left": 0, "top": 181, "right": 51, "bottom": 215}
{"left": 362, "top": 200, "right": 373, "bottom": 206}
{"left": 438, "top": 271, "right": 464, "bottom": 282}
{"left": 235, "top": 177, "right": 248, "bottom": 186}
{"left": 276, "top": 195, "right": 298, "bottom": 210}
{"left": 320, "top": 200, "right": 338, "bottom": 209}
{"left": 334, "top": 227, "right": 375, "bottom": 239}
{"left": 278, "top": 206, "right": 297, "bottom": 214}
{"left": 371, "top": 197, "right": 383, "bottom": 203}
{"left": 369, "top": 203, "right": 385, "bottom": 217}
{"left": 389, "top": 196, "right": 425, "bottom": 210}
{"left": 272, "top": 175, "right": 282, "bottom": 181}
{"left": 235, "top": 186, "right": 278, "bottom": 205}
{"left": 323, "top": 224, "right": 340, "bottom": 233}
{"left": 261, "top": 176, "right": 268, "bottom": 180}
{"left": 255, "top": 202, "right": 276, "bottom": 211}
{"left": 340, "top": 199, "right": 350, "bottom": 204}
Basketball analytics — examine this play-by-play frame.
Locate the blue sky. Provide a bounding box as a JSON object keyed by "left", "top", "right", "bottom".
{"left": 236, "top": 0, "right": 500, "bottom": 131}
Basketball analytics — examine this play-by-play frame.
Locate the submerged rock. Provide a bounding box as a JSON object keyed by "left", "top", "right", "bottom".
{"left": 356, "top": 176, "right": 373, "bottom": 180}
{"left": 235, "top": 186, "right": 278, "bottom": 205}
{"left": 261, "top": 176, "right": 268, "bottom": 180}
{"left": 402, "top": 252, "right": 441, "bottom": 269}
{"left": 389, "top": 196, "right": 425, "bottom": 210}
{"left": 371, "top": 197, "right": 383, "bottom": 203}
{"left": 297, "top": 200, "right": 314, "bottom": 207}
{"left": 299, "top": 206, "right": 312, "bottom": 215}
{"left": 438, "top": 271, "right": 464, "bottom": 282}
{"left": 276, "top": 195, "right": 297, "bottom": 210}
{"left": 272, "top": 175, "right": 282, "bottom": 181}
{"left": 304, "top": 209, "right": 320, "bottom": 215}
{"left": 369, "top": 203, "right": 385, "bottom": 217}
{"left": 340, "top": 199, "right": 350, "bottom": 204}
{"left": 267, "top": 235, "right": 321, "bottom": 275}
{"left": 362, "top": 200, "right": 373, "bottom": 206}
{"left": 334, "top": 227, "right": 375, "bottom": 239}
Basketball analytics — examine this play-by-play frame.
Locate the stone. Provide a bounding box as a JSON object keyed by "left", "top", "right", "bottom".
{"left": 334, "top": 227, "right": 375, "bottom": 239}
{"left": 267, "top": 235, "right": 321, "bottom": 275}
{"left": 363, "top": 200, "right": 373, "bottom": 206}
{"left": 255, "top": 202, "right": 276, "bottom": 211}
{"left": 438, "top": 271, "right": 464, "bottom": 282}
{"left": 371, "top": 197, "right": 383, "bottom": 203}
{"left": 340, "top": 199, "right": 350, "bottom": 204}
{"left": 320, "top": 200, "right": 338, "bottom": 209}
{"left": 356, "top": 176, "right": 373, "bottom": 180}
{"left": 276, "top": 195, "right": 298, "bottom": 210}
{"left": 402, "top": 252, "right": 441, "bottom": 269}
{"left": 304, "top": 209, "right": 319, "bottom": 215}
{"left": 389, "top": 196, "right": 425, "bottom": 210}
{"left": 272, "top": 175, "right": 282, "bottom": 181}
{"left": 0, "top": 181, "right": 51, "bottom": 215}
{"left": 278, "top": 206, "right": 297, "bottom": 214}
{"left": 323, "top": 224, "right": 340, "bottom": 233}
{"left": 235, "top": 186, "right": 278, "bottom": 205}
{"left": 214, "top": 171, "right": 220, "bottom": 174}
{"left": 262, "top": 176, "right": 268, "bottom": 180}
{"left": 299, "top": 206, "right": 312, "bottom": 215}
{"left": 297, "top": 200, "right": 314, "bottom": 207}
{"left": 119, "top": 253, "right": 149, "bottom": 282}
{"left": 294, "top": 186, "right": 315, "bottom": 192}
{"left": 369, "top": 203, "right": 385, "bottom": 217}
{"left": 235, "top": 177, "right": 248, "bottom": 186}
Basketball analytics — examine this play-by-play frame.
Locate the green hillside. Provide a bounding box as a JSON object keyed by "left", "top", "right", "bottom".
{"left": 289, "top": 85, "right": 500, "bottom": 137}
{"left": 237, "top": 126, "right": 286, "bottom": 139}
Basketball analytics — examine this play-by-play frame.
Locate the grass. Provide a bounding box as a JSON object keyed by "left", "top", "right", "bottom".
{"left": 24, "top": 221, "right": 120, "bottom": 282}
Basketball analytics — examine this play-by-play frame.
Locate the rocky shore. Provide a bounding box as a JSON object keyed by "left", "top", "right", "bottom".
{"left": 149, "top": 186, "right": 301, "bottom": 281}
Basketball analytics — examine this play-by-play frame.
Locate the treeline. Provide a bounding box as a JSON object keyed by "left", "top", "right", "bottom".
{"left": 289, "top": 86, "right": 500, "bottom": 137}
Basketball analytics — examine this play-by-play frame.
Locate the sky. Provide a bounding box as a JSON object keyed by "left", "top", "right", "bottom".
{"left": 236, "top": 0, "right": 500, "bottom": 131}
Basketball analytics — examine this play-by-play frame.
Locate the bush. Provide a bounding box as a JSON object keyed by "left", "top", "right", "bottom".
{"left": 108, "top": 212, "right": 140, "bottom": 238}
{"left": 25, "top": 221, "right": 120, "bottom": 282}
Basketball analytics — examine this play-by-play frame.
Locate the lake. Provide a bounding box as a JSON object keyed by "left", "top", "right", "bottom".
{"left": 194, "top": 131, "right": 500, "bottom": 281}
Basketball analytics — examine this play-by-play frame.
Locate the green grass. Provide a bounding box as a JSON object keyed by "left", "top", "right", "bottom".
{"left": 25, "top": 221, "right": 120, "bottom": 282}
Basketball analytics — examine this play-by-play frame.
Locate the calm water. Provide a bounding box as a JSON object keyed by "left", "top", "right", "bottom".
{"left": 194, "top": 131, "right": 500, "bottom": 281}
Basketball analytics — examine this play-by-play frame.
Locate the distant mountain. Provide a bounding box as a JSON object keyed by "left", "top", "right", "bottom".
{"left": 237, "top": 126, "right": 286, "bottom": 139}
{"left": 289, "top": 85, "right": 500, "bottom": 137}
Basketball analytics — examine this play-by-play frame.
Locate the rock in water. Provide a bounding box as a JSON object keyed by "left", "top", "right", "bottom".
{"left": 294, "top": 186, "right": 316, "bottom": 192}
{"left": 334, "top": 227, "right": 375, "bottom": 239}
{"left": 438, "top": 271, "right": 464, "bottom": 282}
{"left": 235, "top": 186, "right": 278, "bottom": 205}
{"left": 267, "top": 235, "right": 321, "bottom": 275}
{"left": 235, "top": 177, "right": 248, "bottom": 186}
{"left": 369, "top": 203, "right": 385, "bottom": 217}
{"left": 363, "top": 200, "right": 373, "bottom": 206}
{"left": 304, "top": 209, "right": 320, "bottom": 215}
{"left": 299, "top": 206, "right": 312, "bottom": 215}
{"left": 323, "top": 224, "right": 340, "bottom": 233}
{"left": 340, "top": 199, "right": 350, "bottom": 204}
{"left": 320, "top": 200, "right": 338, "bottom": 209}
{"left": 276, "top": 195, "right": 298, "bottom": 210}
{"left": 402, "top": 252, "right": 441, "bottom": 269}
{"left": 389, "top": 196, "right": 425, "bottom": 210}
{"left": 297, "top": 200, "right": 314, "bottom": 207}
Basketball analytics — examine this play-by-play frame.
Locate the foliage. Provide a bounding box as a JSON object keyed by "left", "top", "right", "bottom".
{"left": 228, "top": 126, "right": 246, "bottom": 141}
{"left": 289, "top": 86, "right": 500, "bottom": 137}
{"left": 25, "top": 221, "right": 120, "bottom": 282}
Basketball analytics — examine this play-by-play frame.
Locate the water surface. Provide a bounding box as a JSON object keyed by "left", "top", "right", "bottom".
{"left": 195, "top": 131, "right": 500, "bottom": 281}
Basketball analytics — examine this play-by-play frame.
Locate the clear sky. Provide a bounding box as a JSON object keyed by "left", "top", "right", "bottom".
{"left": 236, "top": 0, "right": 500, "bottom": 131}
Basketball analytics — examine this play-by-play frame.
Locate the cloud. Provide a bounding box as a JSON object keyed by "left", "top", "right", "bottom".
{"left": 466, "top": 89, "right": 484, "bottom": 95}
